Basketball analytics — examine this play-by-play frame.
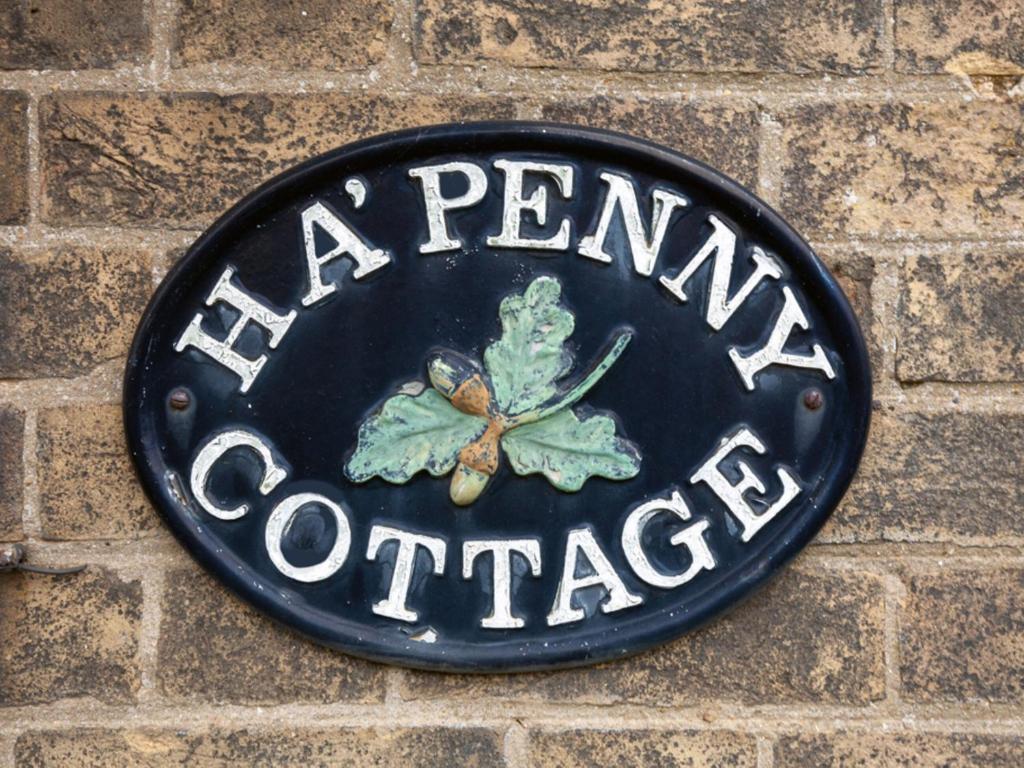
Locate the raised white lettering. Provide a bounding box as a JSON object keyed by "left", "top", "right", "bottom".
{"left": 579, "top": 171, "right": 688, "bottom": 276}
{"left": 189, "top": 429, "right": 288, "bottom": 520}
{"left": 622, "top": 490, "right": 716, "bottom": 588}
{"left": 690, "top": 427, "right": 801, "bottom": 542}
{"left": 174, "top": 268, "right": 297, "bottom": 394}
{"left": 729, "top": 286, "right": 836, "bottom": 391}
{"left": 463, "top": 539, "right": 542, "bottom": 629}
{"left": 408, "top": 161, "right": 488, "bottom": 253}
{"left": 366, "top": 526, "right": 446, "bottom": 623}
{"left": 265, "top": 492, "right": 351, "bottom": 583}
{"left": 547, "top": 527, "right": 642, "bottom": 626}
{"left": 300, "top": 200, "right": 390, "bottom": 307}
{"left": 487, "top": 159, "right": 574, "bottom": 250}
{"left": 659, "top": 215, "right": 782, "bottom": 331}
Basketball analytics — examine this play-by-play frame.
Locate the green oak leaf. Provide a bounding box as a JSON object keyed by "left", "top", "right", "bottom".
{"left": 501, "top": 408, "right": 641, "bottom": 492}
{"left": 345, "top": 388, "right": 488, "bottom": 483}
{"left": 484, "top": 276, "right": 575, "bottom": 417}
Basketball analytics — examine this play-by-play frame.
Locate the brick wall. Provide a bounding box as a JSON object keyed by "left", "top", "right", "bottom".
{"left": 1, "top": 1, "right": 1022, "bottom": 765}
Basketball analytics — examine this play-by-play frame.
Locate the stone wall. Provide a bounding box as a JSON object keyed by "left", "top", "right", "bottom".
{"left": 1, "top": 1, "right": 1022, "bottom": 765}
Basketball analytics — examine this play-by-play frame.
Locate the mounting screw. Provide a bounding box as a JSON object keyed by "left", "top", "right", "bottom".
{"left": 803, "top": 389, "right": 824, "bottom": 410}
{"left": 169, "top": 388, "right": 191, "bottom": 411}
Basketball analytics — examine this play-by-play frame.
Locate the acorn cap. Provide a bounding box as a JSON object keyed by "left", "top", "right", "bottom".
{"left": 427, "top": 349, "right": 481, "bottom": 400}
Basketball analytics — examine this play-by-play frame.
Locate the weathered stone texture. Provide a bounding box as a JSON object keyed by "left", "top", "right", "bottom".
{"left": 0, "top": 407, "right": 25, "bottom": 541}
{"left": 0, "top": 91, "right": 29, "bottom": 224}
{"left": 539, "top": 97, "right": 759, "bottom": 187}
{"left": 780, "top": 101, "right": 1024, "bottom": 238}
{"left": 895, "top": 0, "right": 1024, "bottom": 74}
{"left": 0, "top": 568, "right": 142, "bottom": 706}
{"left": 37, "top": 405, "right": 158, "bottom": 540}
{"left": 416, "top": 0, "right": 884, "bottom": 74}
{"left": 15, "top": 727, "right": 505, "bottom": 767}
{"left": 901, "top": 569, "right": 1024, "bottom": 703}
{"left": 898, "top": 251, "right": 1024, "bottom": 382}
{"left": 529, "top": 729, "right": 758, "bottom": 767}
{"left": 40, "top": 93, "right": 516, "bottom": 227}
{"left": 1, "top": 0, "right": 1021, "bottom": 744}
{"left": 158, "top": 565, "right": 387, "bottom": 704}
{"left": 828, "top": 408, "right": 1024, "bottom": 543}
{"left": 776, "top": 731, "right": 1024, "bottom": 767}
{"left": 403, "top": 569, "right": 885, "bottom": 705}
{"left": 0, "top": 247, "right": 151, "bottom": 378}
{"left": 174, "top": 0, "right": 394, "bottom": 70}
{"left": 0, "top": 0, "right": 148, "bottom": 70}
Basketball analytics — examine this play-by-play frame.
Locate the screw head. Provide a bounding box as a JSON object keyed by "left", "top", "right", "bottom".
{"left": 803, "top": 389, "right": 824, "bottom": 410}
{"left": 169, "top": 388, "right": 191, "bottom": 411}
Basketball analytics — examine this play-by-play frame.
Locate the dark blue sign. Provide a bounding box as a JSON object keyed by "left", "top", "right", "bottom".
{"left": 124, "top": 123, "right": 871, "bottom": 671}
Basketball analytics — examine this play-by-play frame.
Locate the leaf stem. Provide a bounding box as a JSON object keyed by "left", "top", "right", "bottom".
{"left": 508, "top": 330, "right": 633, "bottom": 427}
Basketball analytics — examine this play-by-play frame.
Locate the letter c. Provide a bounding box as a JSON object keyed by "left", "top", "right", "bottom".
{"left": 189, "top": 429, "right": 289, "bottom": 520}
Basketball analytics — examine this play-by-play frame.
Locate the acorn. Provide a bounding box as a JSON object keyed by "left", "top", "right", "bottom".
{"left": 427, "top": 350, "right": 493, "bottom": 419}
{"left": 449, "top": 463, "right": 491, "bottom": 507}
{"left": 427, "top": 349, "right": 505, "bottom": 505}
{"left": 425, "top": 332, "right": 634, "bottom": 507}
{"left": 427, "top": 350, "right": 477, "bottom": 399}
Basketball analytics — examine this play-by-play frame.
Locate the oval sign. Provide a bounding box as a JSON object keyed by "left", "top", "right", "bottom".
{"left": 125, "top": 123, "right": 871, "bottom": 671}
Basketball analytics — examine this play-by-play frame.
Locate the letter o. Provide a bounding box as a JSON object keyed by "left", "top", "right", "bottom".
{"left": 265, "top": 492, "right": 351, "bottom": 583}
